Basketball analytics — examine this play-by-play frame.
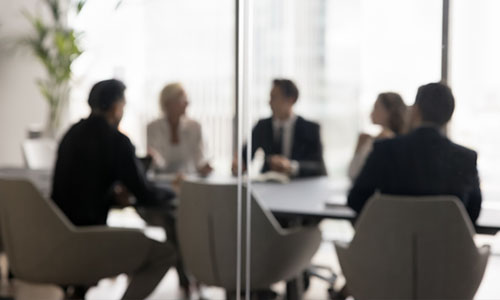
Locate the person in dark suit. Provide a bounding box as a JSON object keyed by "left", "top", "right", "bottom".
{"left": 52, "top": 79, "right": 176, "bottom": 225}
{"left": 51, "top": 79, "right": 181, "bottom": 299}
{"left": 234, "top": 78, "right": 327, "bottom": 178}
{"left": 348, "top": 82, "right": 482, "bottom": 224}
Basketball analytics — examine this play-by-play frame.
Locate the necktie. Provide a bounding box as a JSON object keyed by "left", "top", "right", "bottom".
{"left": 273, "top": 126, "right": 284, "bottom": 155}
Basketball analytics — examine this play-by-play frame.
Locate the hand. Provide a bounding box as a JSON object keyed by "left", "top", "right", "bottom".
{"left": 269, "top": 155, "right": 292, "bottom": 174}
{"left": 113, "top": 184, "right": 132, "bottom": 207}
{"left": 198, "top": 163, "right": 213, "bottom": 177}
{"left": 147, "top": 146, "right": 166, "bottom": 169}
{"left": 171, "top": 172, "right": 185, "bottom": 195}
{"left": 231, "top": 156, "right": 246, "bottom": 176}
{"left": 377, "top": 129, "right": 395, "bottom": 139}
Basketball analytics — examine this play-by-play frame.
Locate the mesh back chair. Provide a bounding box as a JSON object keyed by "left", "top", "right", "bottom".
{"left": 335, "top": 194, "right": 490, "bottom": 300}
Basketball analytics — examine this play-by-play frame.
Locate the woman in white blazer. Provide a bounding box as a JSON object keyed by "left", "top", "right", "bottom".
{"left": 147, "top": 83, "right": 212, "bottom": 176}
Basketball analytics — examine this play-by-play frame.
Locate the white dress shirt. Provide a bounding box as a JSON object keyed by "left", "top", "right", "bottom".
{"left": 272, "top": 114, "right": 299, "bottom": 176}
{"left": 147, "top": 116, "right": 206, "bottom": 174}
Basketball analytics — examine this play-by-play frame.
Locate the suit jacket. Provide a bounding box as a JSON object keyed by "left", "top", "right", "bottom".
{"left": 348, "top": 126, "right": 482, "bottom": 224}
{"left": 52, "top": 115, "right": 175, "bottom": 226}
{"left": 244, "top": 116, "right": 327, "bottom": 177}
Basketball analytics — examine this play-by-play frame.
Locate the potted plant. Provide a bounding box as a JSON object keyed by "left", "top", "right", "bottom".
{"left": 22, "top": 0, "right": 85, "bottom": 137}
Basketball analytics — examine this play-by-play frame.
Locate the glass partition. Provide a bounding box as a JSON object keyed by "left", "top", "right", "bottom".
{"left": 449, "top": 0, "right": 500, "bottom": 205}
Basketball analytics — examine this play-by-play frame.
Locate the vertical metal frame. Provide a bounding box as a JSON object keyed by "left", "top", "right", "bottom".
{"left": 235, "top": 0, "right": 243, "bottom": 298}
{"left": 235, "top": 0, "right": 253, "bottom": 298}
{"left": 441, "top": 0, "right": 450, "bottom": 83}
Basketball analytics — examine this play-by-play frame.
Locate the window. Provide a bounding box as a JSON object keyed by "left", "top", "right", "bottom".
{"left": 71, "top": 0, "right": 235, "bottom": 172}
{"left": 250, "top": 0, "right": 442, "bottom": 180}
{"left": 449, "top": 0, "right": 500, "bottom": 204}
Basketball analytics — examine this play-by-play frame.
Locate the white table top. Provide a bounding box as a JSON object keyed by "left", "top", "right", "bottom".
{"left": 1, "top": 167, "right": 498, "bottom": 234}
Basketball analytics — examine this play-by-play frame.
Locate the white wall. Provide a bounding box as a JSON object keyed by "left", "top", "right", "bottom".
{"left": 0, "top": 0, "right": 48, "bottom": 166}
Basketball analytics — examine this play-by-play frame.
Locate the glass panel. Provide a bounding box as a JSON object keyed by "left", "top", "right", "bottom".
{"left": 249, "top": 0, "right": 442, "bottom": 182}
{"left": 244, "top": 0, "right": 442, "bottom": 296}
{"left": 72, "top": 0, "right": 235, "bottom": 173}
{"left": 449, "top": 0, "right": 500, "bottom": 204}
{"left": 71, "top": 1, "right": 239, "bottom": 298}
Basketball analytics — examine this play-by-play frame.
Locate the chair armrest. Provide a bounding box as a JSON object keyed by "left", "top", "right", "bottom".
{"left": 259, "top": 226, "right": 322, "bottom": 283}
{"left": 72, "top": 225, "right": 144, "bottom": 235}
{"left": 334, "top": 241, "right": 350, "bottom": 250}
{"left": 478, "top": 244, "right": 491, "bottom": 257}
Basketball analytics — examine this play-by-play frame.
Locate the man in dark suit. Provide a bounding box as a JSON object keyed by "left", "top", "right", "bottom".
{"left": 348, "top": 82, "right": 482, "bottom": 224}
{"left": 52, "top": 79, "right": 176, "bottom": 226}
{"left": 51, "top": 79, "right": 180, "bottom": 299}
{"left": 235, "top": 78, "right": 327, "bottom": 177}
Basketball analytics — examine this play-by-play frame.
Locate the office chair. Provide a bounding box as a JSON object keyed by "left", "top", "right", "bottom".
{"left": 177, "top": 180, "right": 322, "bottom": 300}
{"left": 0, "top": 179, "right": 172, "bottom": 299}
{"left": 335, "top": 194, "right": 490, "bottom": 300}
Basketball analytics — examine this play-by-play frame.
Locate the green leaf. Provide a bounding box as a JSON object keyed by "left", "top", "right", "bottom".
{"left": 76, "top": 0, "right": 86, "bottom": 14}
{"left": 47, "top": 0, "right": 60, "bottom": 23}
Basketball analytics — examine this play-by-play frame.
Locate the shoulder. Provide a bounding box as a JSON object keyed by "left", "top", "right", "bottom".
{"left": 295, "top": 116, "right": 320, "bottom": 131}
{"left": 257, "top": 117, "right": 272, "bottom": 126}
{"left": 184, "top": 118, "right": 202, "bottom": 131}
{"left": 449, "top": 141, "right": 478, "bottom": 162}
{"left": 147, "top": 118, "right": 166, "bottom": 131}
{"left": 114, "top": 129, "right": 133, "bottom": 146}
{"left": 370, "top": 134, "right": 405, "bottom": 156}
{"left": 254, "top": 117, "right": 272, "bottom": 130}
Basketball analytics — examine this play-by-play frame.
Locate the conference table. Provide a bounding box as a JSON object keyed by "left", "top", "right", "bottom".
{"left": 1, "top": 167, "right": 499, "bottom": 235}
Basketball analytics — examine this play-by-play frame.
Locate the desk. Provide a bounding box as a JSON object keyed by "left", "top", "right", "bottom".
{"left": 1, "top": 167, "right": 499, "bottom": 235}
{"left": 252, "top": 177, "right": 355, "bottom": 220}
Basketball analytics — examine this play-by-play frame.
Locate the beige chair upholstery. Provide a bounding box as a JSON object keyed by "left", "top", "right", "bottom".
{"left": 177, "top": 180, "right": 321, "bottom": 292}
{"left": 0, "top": 178, "right": 174, "bottom": 299}
{"left": 335, "top": 194, "right": 490, "bottom": 300}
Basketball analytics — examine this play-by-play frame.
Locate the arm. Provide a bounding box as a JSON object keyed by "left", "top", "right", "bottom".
{"left": 117, "top": 136, "right": 175, "bottom": 207}
{"left": 193, "top": 122, "right": 205, "bottom": 168}
{"left": 147, "top": 123, "right": 166, "bottom": 169}
{"left": 466, "top": 152, "right": 482, "bottom": 224}
{"left": 296, "top": 124, "right": 327, "bottom": 177}
{"left": 193, "top": 123, "right": 212, "bottom": 176}
{"left": 347, "top": 134, "right": 373, "bottom": 180}
{"left": 238, "top": 122, "right": 263, "bottom": 173}
{"left": 347, "top": 142, "right": 383, "bottom": 214}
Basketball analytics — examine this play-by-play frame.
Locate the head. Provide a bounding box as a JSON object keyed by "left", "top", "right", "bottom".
{"left": 370, "top": 92, "right": 407, "bottom": 135}
{"left": 410, "top": 82, "right": 455, "bottom": 128}
{"left": 159, "top": 83, "right": 188, "bottom": 120}
{"left": 88, "top": 79, "right": 126, "bottom": 127}
{"left": 269, "top": 79, "right": 299, "bottom": 120}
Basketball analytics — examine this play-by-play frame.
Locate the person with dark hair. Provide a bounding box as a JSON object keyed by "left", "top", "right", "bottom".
{"left": 233, "top": 78, "right": 326, "bottom": 178}
{"left": 51, "top": 79, "right": 177, "bottom": 299}
{"left": 332, "top": 82, "right": 483, "bottom": 300}
{"left": 348, "top": 82, "right": 482, "bottom": 224}
{"left": 348, "top": 92, "right": 407, "bottom": 180}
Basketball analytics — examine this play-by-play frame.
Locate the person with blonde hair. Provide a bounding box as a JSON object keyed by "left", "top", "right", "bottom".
{"left": 147, "top": 82, "right": 212, "bottom": 177}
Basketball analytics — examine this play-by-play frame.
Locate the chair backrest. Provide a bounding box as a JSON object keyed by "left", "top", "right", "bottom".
{"left": 341, "top": 194, "right": 486, "bottom": 299}
{"left": 177, "top": 180, "right": 286, "bottom": 290}
{"left": 22, "top": 138, "right": 57, "bottom": 170}
{"left": 0, "top": 179, "right": 74, "bottom": 277}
